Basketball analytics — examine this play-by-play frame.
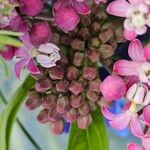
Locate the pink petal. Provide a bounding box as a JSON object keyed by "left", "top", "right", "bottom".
{"left": 142, "top": 137, "right": 150, "bottom": 150}
{"left": 143, "top": 106, "right": 150, "bottom": 127}
{"left": 123, "top": 29, "right": 137, "bottom": 41}
{"left": 130, "top": 115, "right": 144, "bottom": 138}
{"left": 128, "top": 39, "right": 146, "bottom": 61}
{"left": 73, "top": 1, "right": 91, "bottom": 15}
{"left": 144, "top": 44, "right": 150, "bottom": 61}
{"left": 14, "top": 58, "right": 29, "bottom": 78}
{"left": 113, "top": 60, "right": 139, "bottom": 76}
{"left": 109, "top": 111, "right": 131, "bottom": 130}
{"left": 101, "top": 107, "right": 121, "bottom": 120}
{"left": 15, "top": 46, "right": 31, "bottom": 58}
{"left": 106, "top": 0, "right": 130, "bottom": 17}
{"left": 127, "top": 143, "right": 142, "bottom": 150}
{"left": 27, "top": 59, "right": 40, "bottom": 74}
{"left": 128, "top": 0, "right": 144, "bottom": 5}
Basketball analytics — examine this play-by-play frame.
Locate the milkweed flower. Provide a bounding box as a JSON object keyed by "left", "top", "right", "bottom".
{"left": 94, "top": 0, "right": 107, "bottom": 4}
{"left": 114, "top": 39, "right": 150, "bottom": 85}
{"left": 53, "top": 0, "right": 90, "bottom": 31}
{"left": 107, "top": 0, "right": 150, "bottom": 40}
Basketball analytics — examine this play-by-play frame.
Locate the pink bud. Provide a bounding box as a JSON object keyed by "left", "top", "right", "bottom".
{"left": 83, "top": 67, "right": 97, "bottom": 81}
{"left": 30, "top": 22, "right": 52, "bottom": 46}
{"left": 73, "top": 52, "right": 84, "bottom": 67}
{"left": 19, "top": 0, "right": 43, "bottom": 16}
{"left": 89, "top": 79, "right": 101, "bottom": 92}
{"left": 77, "top": 114, "right": 92, "bottom": 129}
{"left": 71, "top": 39, "right": 85, "bottom": 50}
{"left": 54, "top": 6, "right": 80, "bottom": 31}
{"left": 56, "top": 96, "right": 70, "bottom": 113}
{"left": 48, "top": 108, "right": 61, "bottom": 121}
{"left": 50, "top": 119, "right": 64, "bottom": 135}
{"left": 37, "top": 109, "right": 49, "bottom": 124}
{"left": 56, "top": 80, "right": 70, "bottom": 92}
{"left": 69, "top": 81, "right": 84, "bottom": 95}
{"left": 70, "top": 94, "right": 84, "bottom": 108}
{"left": 100, "top": 75, "right": 126, "bottom": 100}
{"left": 49, "top": 66, "right": 64, "bottom": 80}
{"left": 86, "top": 49, "right": 100, "bottom": 62}
{"left": 65, "top": 108, "right": 78, "bottom": 123}
{"left": 78, "top": 103, "right": 90, "bottom": 116}
{"left": 42, "top": 94, "right": 57, "bottom": 109}
{"left": 67, "top": 66, "right": 79, "bottom": 80}
{"left": 86, "top": 90, "right": 99, "bottom": 102}
{"left": 35, "top": 78, "right": 53, "bottom": 93}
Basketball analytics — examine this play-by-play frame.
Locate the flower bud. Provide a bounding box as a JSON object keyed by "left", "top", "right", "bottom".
{"left": 77, "top": 114, "right": 92, "bottom": 129}
{"left": 48, "top": 109, "right": 61, "bottom": 121}
{"left": 73, "top": 52, "right": 84, "bottom": 67}
{"left": 90, "top": 22, "right": 101, "bottom": 36}
{"left": 89, "top": 79, "right": 101, "bottom": 92}
{"left": 56, "top": 80, "right": 70, "bottom": 92}
{"left": 35, "top": 78, "right": 53, "bottom": 93}
{"left": 71, "top": 39, "right": 85, "bottom": 51}
{"left": 30, "top": 22, "right": 52, "bottom": 46}
{"left": 26, "top": 91, "right": 42, "bottom": 110}
{"left": 60, "top": 35, "right": 73, "bottom": 46}
{"left": 100, "top": 75, "right": 126, "bottom": 100}
{"left": 115, "top": 28, "right": 125, "bottom": 43}
{"left": 65, "top": 108, "right": 78, "bottom": 123}
{"left": 19, "top": 0, "right": 43, "bottom": 16}
{"left": 88, "top": 37, "right": 100, "bottom": 48}
{"left": 51, "top": 119, "right": 64, "bottom": 135}
{"left": 88, "top": 101, "right": 97, "bottom": 111}
{"left": 70, "top": 94, "right": 84, "bottom": 108}
{"left": 49, "top": 66, "right": 64, "bottom": 80}
{"left": 42, "top": 94, "right": 57, "bottom": 109}
{"left": 78, "top": 28, "right": 91, "bottom": 40}
{"left": 100, "top": 44, "right": 114, "bottom": 59}
{"left": 50, "top": 33, "right": 60, "bottom": 45}
{"left": 67, "top": 66, "right": 79, "bottom": 80}
{"left": 86, "top": 90, "right": 99, "bottom": 102}
{"left": 99, "top": 29, "right": 114, "bottom": 43}
{"left": 78, "top": 103, "right": 90, "bottom": 116}
{"left": 54, "top": 6, "right": 80, "bottom": 31}
{"left": 83, "top": 67, "right": 97, "bottom": 81}
{"left": 37, "top": 109, "right": 49, "bottom": 124}
{"left": 80, "top": 15, "right": 91, "bottom": 27}
{"left": 56, "top": 96, "right": 70, "bottom": 113}
{"left": 69, "top": 81, "right": 84, "bottom": 95}
{"left": 86, "top": 49, "right": 100, "bottom": 62}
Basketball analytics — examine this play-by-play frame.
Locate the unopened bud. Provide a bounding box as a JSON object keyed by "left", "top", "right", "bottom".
{"left": 56, "top": 80, "right": 70, "bottom": 92}
{"left": 89, "top": 79, "right": 101, "bottom": 92}
{"left": 73, "top": 52, "right": 84, "bottom": 67}
{"left": 70, "top": 94, "right": 84, "bottom": 108}
{"left": 77, "top": 114, "right": 92, "bottom": 129}
{"left": 78, "top": 103, "right": 90, "bottom": 116}
{"left": 88, "top": 37, "right": 100, "bottom": 48}
{"left": 67, "top": 66, "right": 79, "bottom": 80}
{"left": 71, "top": 39, "right": 85, "bottom": 51}
{"left": 83, "top": 67, "right": 97, "bottom": 81}
{"left": 65, "top": 108, "right": 78, "bottom": 123}
{"left": 37, "top": 109, "right": 49, "bottom": 124}
{"left": 48, "top": 109, "right": 61, "bottom": 121}
{"left": 86, "top": 49, "right": 100, "bottom": 62}
{"left": 79, "top": 28, "right": 91, "bottom": 41}
{"left": 86, "top": 90, "right": 99, "bottom": 102}
{"left": 80, "top": 15, "right": 91, "bottom": 27}
{"left": 90, "top": 22, "right": 101, "bottom": 36}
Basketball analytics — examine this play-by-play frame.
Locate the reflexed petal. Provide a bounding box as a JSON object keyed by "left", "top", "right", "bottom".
{"left": 109, "top": 111, "right": 131, "bottom": 130}
{"left": 14, "top": 58, "right": 29, "bottom": 78}
{"left": 130, "top": 115, "right": 144, "bottom": 137}
{"left": 142, "top": 137, "right": 150, "bottom": 150}
{"left": 113, "top": 60, "right": 139, "bottom": 76}
{"left": 106, "top": 0, "right": 130, "bottom": 17}
{"left": 127, "top": 143, "right": 142, "bottom": 150}
{"left": 128, "top": 39, "right": 146, "bottom": 61}
{"left": 144, "top": 44, "right": 150, "bottom": 61}
{"left": 73, "top": 1, "right": 91, "bottom": 15}
{"left": 123, "top": 29, "right": 137, "bottom": 41}
{"left": 128, "top": 0, "right": 144, "bottom": 5}
{"left": 143, "top": 106, "right": 150, "bottom": 126}
{"left": 27, "top": 59, "right": 40, "bottom": 74}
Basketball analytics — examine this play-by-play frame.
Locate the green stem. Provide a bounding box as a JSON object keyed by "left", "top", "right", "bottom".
{"left": 0, "top": 90, "right": 41, "bottom": 150}
{"left": 0, "top": 30, "right": 23, "bottom": 36}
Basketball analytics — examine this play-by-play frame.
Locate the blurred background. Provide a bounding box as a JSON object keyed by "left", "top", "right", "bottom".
{"left": 0, "top": 60, "right": 140, "bottom": 150}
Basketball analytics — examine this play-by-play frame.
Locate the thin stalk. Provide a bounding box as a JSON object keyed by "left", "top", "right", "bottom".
{"left": 0, "top": 90, "right": 41, "bottom": 150}
{"left": 0, "top": 30, "right": 23, "bottom": 36}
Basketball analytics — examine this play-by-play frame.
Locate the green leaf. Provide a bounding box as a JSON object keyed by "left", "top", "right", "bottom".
{"left": 0, "top": 35, "right": 23, "bottom": 48}
{"left": 0, "top": 75, "right": 36, "bottom": 150}
{"left": 68, "top": 109, "right": 109, "bottom": 150}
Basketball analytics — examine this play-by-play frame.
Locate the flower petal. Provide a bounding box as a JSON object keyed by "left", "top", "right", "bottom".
{"left": 128, "top": 0, "right": 144, "bottom": 5}
{"left": 27, "top": 59, "right": 40, "bottom": 74}
{"left": 109, "top": 111, "right": 131, "bottom": 130}
{"left": 73, "top": 1, "right": 91, "bottom": 15}
{"left": 130, "top": 114, "right": 144, "bottom": 138}
{"left": 128, "top": 39, "right": 146, "bottom": 62}
{"left": 113, "top": 60, "right": 139, "bottom": 76}
{"left": 144, "top": 44, "right": 150, "bottom": 61}
{"left": 36, "top": 54, "right": 51, "bottom": 64}
{"left": 123, "top": 29, "right": 137, "bottom": 41}
{"left": 14, "top": 58, "right": 29, "bottom": 78}
{"left": 127, "top": 143, "right": 142, "bottom": 150}
{"left": 142, "top": 137, "right": 150, "bottom": 150}
{"left": 143, "top": 106, "right": 150, "bottom": 127}
{"left": 106, "top": 0, "right": 130, "bottom": 17}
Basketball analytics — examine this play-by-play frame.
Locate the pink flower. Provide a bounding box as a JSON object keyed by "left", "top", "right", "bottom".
{"left": 114, "top": 39, "right": 150, "bottom": 85}
{"left": 143, "top": 105, "right": 150, "bottom": 126}
{"left": 36, "top": 43, "right": 61, "bottom": 68}
{"left": 100, "top": 75, "right": 126, "bottom": 100}
{"left": 101, "top": 105, "right": 143, "bottom": 136}
{"left": 15, "top": 23, "right": 39, "bottom": 78}
{"left": 127, "top": 143, "right": 142, "bottom": 150}
{"left": 53, "top": 0, "right": 90, "bottom": 31}
{"left": 106, "top": 0, "right": 150, "bottom": 40}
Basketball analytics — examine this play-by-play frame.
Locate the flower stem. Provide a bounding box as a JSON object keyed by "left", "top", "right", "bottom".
{"left": 0, "top": 90, "right": 41, "bottom": 150}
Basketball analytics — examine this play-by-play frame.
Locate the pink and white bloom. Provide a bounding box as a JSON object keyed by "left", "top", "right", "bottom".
{"left": 36, "top": 43, "right": 61, "bottom": 68}
{"left": 107, "top": 0, "right": 150, "bottom": 40}
{"left": 127, "top": 143, "right": 142, "bottom": 150}
{"left": 53, "top": 0, "right": 90, "bottom": 31}
{"left": 114, "top": 39, "right": 150, "bottom": 85}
